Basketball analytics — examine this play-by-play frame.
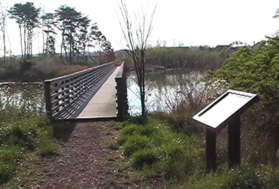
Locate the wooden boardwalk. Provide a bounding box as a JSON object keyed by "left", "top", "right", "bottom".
{"left": 76, "top": 66, "right": 121, "bottom": 119}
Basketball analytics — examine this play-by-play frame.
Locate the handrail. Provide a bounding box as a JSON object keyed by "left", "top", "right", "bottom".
{"left": 44, "top": 62, "right": 116, "bottom": 120}
{"left": 45, "top": 62, "right": 115, "bottom": 83}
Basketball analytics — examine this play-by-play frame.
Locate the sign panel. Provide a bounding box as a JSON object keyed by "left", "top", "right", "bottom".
{"left": 193, "top": 90, "right": 258, "bottom": 129}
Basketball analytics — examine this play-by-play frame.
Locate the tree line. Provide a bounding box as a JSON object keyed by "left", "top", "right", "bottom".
{"left": 0, "top": 2, "right": 114, "bottom": 63}
{"left": 142, "top": 46, "right": 238, "bottom": 71}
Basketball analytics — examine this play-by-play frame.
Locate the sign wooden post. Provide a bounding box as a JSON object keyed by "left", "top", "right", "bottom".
{"left": 206, "top": 128, "right": 216, "bottom": 171}
{"left": 193, "top": 90, "right": 258, "bottom": 171}
{"left": 228, "top": 116, "right": 241, "bottom": 167}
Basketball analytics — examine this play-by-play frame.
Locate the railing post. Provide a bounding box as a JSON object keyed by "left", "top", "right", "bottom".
{"left": 115, "top": 63, "right": 129, "bottom": 121}
{"left": 115, "top": 77, "right": 123, "bottom": 121}
{"left": 123, "top": 63, "right": 129, "bottom": 117}
{"left": 44, "top": 81, "right": 52, "bottom": 119}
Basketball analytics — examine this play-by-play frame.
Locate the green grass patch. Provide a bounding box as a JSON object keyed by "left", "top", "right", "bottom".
{"left": 117, "top": 116, "right": 203, "bottom": 180}
{"left": 180, "top": 165, "right": 279, "bottom": 189}
{"left": 123, "top": 135, "right": 151, "bottom": 157}
{"left": 0, "top": 112, "right": 59, "bottom": 184}
{"left": 38, "top": 137, "right": 59, "bottom": 156}
{"left": 0, "top": 146, "right": 23, "bottom": 184}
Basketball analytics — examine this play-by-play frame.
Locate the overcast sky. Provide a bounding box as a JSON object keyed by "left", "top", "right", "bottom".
{"left": 1, "top": 0, "right": 279, "bottom": 55}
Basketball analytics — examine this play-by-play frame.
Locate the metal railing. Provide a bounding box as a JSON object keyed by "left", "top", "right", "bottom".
{"left": 44, "top": 62, "right": 116, "bottom": 120}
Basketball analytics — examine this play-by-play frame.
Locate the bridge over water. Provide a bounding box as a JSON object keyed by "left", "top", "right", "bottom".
{"left": 44, "top": 62, "right": 128, "bottom": 121}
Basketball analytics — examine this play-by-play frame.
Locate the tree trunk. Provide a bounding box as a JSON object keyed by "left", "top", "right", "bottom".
{"left": 19, "top": 25, "right": 23, "bottom": 59}
{"left": 60, "top": 31, "right": 64, "bottom": 58}
{"left": 23, "top": 26, "right": 26, "bottom": 58}
{"left": 2, "top": 17, "right": 6, "bottom": 64}
{"left": 140, "top": 88, "right": 146, "bottom": 118}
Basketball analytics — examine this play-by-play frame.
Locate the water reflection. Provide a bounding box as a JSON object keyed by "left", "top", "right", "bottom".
{"left": 0, "top": 83, "right": 45, "bottom": 113}
{"left": 127, "top": 71, "right": 205, "bottom": 115}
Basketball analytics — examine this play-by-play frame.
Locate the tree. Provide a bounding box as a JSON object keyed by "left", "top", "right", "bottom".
{"left": 0, "top": 3, "right": 7, "bottom": 63}
{"left": 8, "top": 2, "right": 40, "bottom": 59}
{"left": 119, "top": 0, "right": 156, "bottom": 119}
{"left": 273, "top": 9, "right": 279, "bottom": 36}
{"left": 55, "top": 6, "right": 83, "bottom": 62}
{"left": 41, "top": 13, "right": 56, "bottom": 55}
{"left": 214, "top": 38, "right": 279, "bottom": 162}
{"left": 87, "top": 24, "right": 115, "bottom": 63}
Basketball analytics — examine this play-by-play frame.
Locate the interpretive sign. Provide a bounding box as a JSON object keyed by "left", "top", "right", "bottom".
{"left": 193, "top": 90, "right": 258, "bottom": 129}
{"left": 193, "top": 89, "right": 258, "bottom": 171}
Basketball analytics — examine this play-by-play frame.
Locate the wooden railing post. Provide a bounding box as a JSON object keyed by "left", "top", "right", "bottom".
{"left": 123, "top": 63, "right": 129, "bottom": 117}
{"left": 44, "top": 80, "right": 52, "bottom": 119}
{"left": 115, "top": 63, "right": 129, "bottom": 121}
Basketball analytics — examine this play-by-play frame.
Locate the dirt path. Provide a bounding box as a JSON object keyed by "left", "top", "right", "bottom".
{"left": 5, "top": 121, "right": 165, "bottom": 188}
{"left": 36, "top": 121, "right": 136, "bottom": 188}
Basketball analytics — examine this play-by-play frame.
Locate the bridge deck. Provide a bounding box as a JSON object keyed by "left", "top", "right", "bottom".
{"left": 76, "top": 66, "right": 120, "bottom": 119}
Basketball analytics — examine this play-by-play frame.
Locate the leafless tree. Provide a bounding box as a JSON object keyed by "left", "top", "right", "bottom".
{"left": 119, "top": 0, "right": 156, "bottom": 119}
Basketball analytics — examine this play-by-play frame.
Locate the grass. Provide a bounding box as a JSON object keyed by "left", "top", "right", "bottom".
{"left": 0, "top": 109, "right": 59, "bottom": 184}
{"left": 0, "top": 146, "right": 22, "bottom": 184}
{"left": 117, "top": 116, "right": 204, "bottom": 180}
{"left": 179, "top": 165, "right": 279, "bottom": 189}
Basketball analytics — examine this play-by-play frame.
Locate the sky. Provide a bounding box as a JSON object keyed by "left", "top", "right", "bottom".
{"left": 1, "top": 0, "right": 279, "bottom": 55}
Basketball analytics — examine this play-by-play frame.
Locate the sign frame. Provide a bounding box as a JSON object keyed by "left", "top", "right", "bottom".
{"left": 193, "top": 89, "right": 258, "bottom": 131}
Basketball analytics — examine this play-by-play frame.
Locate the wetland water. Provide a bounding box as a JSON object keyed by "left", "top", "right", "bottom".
{"left": 0, "top": 71, "right": 204, "bottom": 115}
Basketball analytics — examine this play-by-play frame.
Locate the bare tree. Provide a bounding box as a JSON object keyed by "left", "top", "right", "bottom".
{"left": 119, "top": 0, "right": 156, "bottom": 119}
